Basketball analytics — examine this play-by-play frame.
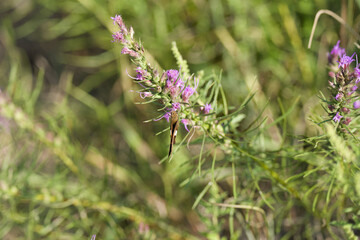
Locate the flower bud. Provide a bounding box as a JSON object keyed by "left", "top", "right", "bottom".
{"left": 354, "top": 100, "right": 360, "bottom": 109}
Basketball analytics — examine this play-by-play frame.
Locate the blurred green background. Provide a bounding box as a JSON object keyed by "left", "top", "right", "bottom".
{"left": 0, "top": 0, "right": 359, "bottom": 239}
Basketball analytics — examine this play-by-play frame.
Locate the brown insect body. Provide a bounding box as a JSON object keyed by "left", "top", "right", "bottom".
{"left": 168, "top": 110, "right": 180, "bottom": 157}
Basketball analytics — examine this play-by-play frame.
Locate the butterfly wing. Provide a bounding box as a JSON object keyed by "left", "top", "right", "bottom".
{"left": 168, "top": 111, "right": 179, "bottom": 157}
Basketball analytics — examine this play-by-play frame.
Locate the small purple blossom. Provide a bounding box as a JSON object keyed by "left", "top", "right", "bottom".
{"left": 181, "top": 77, "right": 199, "bottom": 102}
{"left": 335, "top": 92, "right": 343, "bottom": 101}
{"left": 154, "top": 112, "right": 171, "bottom": 122}
{"left": 202, "top": 103, "right": 212, "bottom": 114}
{"left": 165, "top": 79, "right": 172, "bottom": 88}
{"left": 330, "top": 40, "right": 345, "bottom": 58}
{"left": 121, "top": 47, "right": 139, "bottom": 57}
{"left": 348, "top": 85, "right": 358, "bottom": 95}
{"left": 111, "top": 15, "right": 122, "bottom": 26}
{"left": 164, "top": 69, "right": 184, "bottom": 99}
{"left": 164, "top": 112, "right": 171, "bottom": 122}
{"left": 172, "top": 102, "right": 181, "bottom": 111}
{"left": 111, "top": 32, "right": 126, "bottom": 43}
{"left": 173, "top": 78, "right": 184, "bottom": 89}
{"left": 166, "top": 70, "right": 179, "bottom": 81}
{"left": 169, "top": 87, "right": 181, "bottom": 99}
{"left": 181, "top": 119, "right": 191, "bottom": 132}
{"left": 354, "top": 67, "right": 360, "bottom": 84}
{"left": 111, "top": 15, "right": 128, "bottom": 35}
{"left": 354, "top": 66, "right": 360, "bottom": 77}
{"left": 333, "top": 112, "right": 343, "bottom": 123}
{"left": 338, "top": 52, "right": 356, "bottom": 69}
{"left": 354, "top": 100, "right": 360, "bottom": 109}
{"left": 182, "top": 86, "right": 195, "bottom": 103}
{"left": 153, "top": 103, "right": 180, "bottom": 124}
{"left": 135, "top": 67, "right": 148, "bottom": 80}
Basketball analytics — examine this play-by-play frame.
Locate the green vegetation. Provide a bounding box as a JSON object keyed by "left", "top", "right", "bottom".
{"left": 1, "top": 0, "right": 360, "bottom": 239}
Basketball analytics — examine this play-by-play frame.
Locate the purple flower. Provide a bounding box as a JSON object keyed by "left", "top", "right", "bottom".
{"left": 181, "top": 119, "right": 191, "bottom": 132}
{"left": 333, "top": 112, "right": 343, "bottom": 123}
{"left": 112, "top": 32, "right": 126, "bottom": 43}
{"left": 202, "top": 103, "right": 212, "bottom": 114}
{"left": 173, "top": 78, "right": 184, "bottom": 89}
{"left": 354, "top": 67, "right": 360, "bottom": 77}
{"left": 164, "top": 112, "right": 171, "bottom": 122}
{"left": 165, "top": 80, "right": 172, "bottom": 89}
{"left": 181, "top": 77, "right": 199, "bottom": 102}
{"left": 135, "top": 67, "right": 148, "bottom": 80}
{"left": 182, "top": 86, "right": 195, "bottom": 102}
{"left": 348, "top": 85, "right": 358, "bottom": 96}
{"left": 354, "top": 100, "right": 360, "bottom": 109}
{"left": 121, "top": 47, "right": 139, "bottom": 57}
{"left": 330, "top": 40, "right": 345, "bottom": 58}
{"left": 154, "top": 104, "right": 180, "bottom": 123}
{"left": 335, "top": 92, "right": 343, "bottom": 101}
{"left": 169, "top": 86, "right": 181, "bottom": 99}
{"left": 154, "top": 112, "right": 171, "bottom": 122}
{"left": 166, "top": 70, "right": 179, "bottom": 81}
{"left": 354, "top": 67, "right": 360, "bottom": 84}
{"left": 111, "top": 15, "right": 122, "bottom": 26}
{"left": 338, "top": 52, "right": 356, "bottom": 69}
{"left": 172, "top": 102, "right": 181, "bottom": 111}
{"left": 164, "top": 69, "right": 185, "bottom": 99}
{"left": 111, "top": 15, "right": 128, "bottom": 35}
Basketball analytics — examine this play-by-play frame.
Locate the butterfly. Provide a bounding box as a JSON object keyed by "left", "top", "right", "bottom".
{"left": 168, "top": 110, "right": 180, "bottom": 157}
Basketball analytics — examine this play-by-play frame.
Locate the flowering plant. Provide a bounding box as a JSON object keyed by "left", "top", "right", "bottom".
{"left": 111, "top": 14, "right": 245, "bottom": 158}
{"left": 320, "top": 40, "right": 360, "bottom": 133}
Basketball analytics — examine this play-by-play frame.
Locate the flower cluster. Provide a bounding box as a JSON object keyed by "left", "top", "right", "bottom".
{"left": 154, "top": 69, "right": 204, "bottom": 131}
{"left": 111, "top": 15, "right": 156, "bottom": 91}
{"left": 111, "top": 15, "right": 139, "bottom": 57}
{"left": 326, "top": 40, "right": 360, "bottom": 127}
{"left": 111, "top": 15, "right": 212, "bottom": 133}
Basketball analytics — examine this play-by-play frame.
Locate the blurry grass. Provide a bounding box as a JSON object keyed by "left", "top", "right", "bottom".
{"left": 0, "top": 0, "right": 359, "bottom": 239}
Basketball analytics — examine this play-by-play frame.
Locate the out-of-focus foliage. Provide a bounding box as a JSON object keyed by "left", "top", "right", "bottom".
{"left": 1, "top": 0, "right": 360, "bottom": 239}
